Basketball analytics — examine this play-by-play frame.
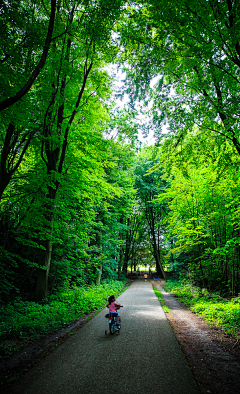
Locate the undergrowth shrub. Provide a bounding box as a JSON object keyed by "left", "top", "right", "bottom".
{"left": 165, "top": 279, "right": 240, "bottom": 338}
{"left": 0, "top": 280, "right": 126, "bottom": 358}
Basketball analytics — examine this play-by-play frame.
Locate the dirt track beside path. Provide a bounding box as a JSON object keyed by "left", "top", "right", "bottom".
{"left": 152, "top": 280, "right": 240, "bottom": 394}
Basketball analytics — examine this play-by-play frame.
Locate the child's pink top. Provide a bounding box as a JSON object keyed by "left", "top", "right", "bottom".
{"left": 109, "top": 301, "right": 117, "bottom": 313}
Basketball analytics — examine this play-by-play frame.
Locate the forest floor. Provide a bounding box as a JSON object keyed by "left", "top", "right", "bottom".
{"left": 151, "top": 280, "right": 240, "bottom": 394}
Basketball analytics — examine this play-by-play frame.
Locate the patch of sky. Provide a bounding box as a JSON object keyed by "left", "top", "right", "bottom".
{"left": 108, "top": 63, "right": 158, "bottom": 145}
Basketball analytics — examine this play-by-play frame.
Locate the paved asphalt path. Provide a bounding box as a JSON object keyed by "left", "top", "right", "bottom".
{"left": 10, "top": 279, "right": 200, "bottom": 394}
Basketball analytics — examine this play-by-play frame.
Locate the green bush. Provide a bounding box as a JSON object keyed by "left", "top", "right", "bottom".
{"left": 0, "top": 280, "right": 127, "bottom": 358}
{"left": 165, "top": 279, "right": 240, "bottom": 337}
{"left": 192, "top": 298, "right": 240, "bottom": 335}
{"left": 153, "top": 287, "right": 170, "bottom": 313}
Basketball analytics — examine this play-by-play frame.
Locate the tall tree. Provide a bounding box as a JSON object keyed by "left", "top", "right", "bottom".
{"left": 32, "top": 0, "right": 125, "bottom": 301}
{"left": 0, "top": 0, "right": 126, "bottom": 301}
{"left": 134, "top": 148, "right": 167, "bottom": 278}
{"left": 119, "top": 0, "right": 240, "bottom": 155}
{"left": 158, "top": 128, "right": 240, "bottom": 295}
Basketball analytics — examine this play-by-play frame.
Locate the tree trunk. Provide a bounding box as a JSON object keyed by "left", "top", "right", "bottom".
{"left": 146, "top": 205, "right": 166, "bottom": 280}
{"left": 153, "top": 241, "right": 166, "bottom": 280}
{"left": 35, "top": 239, "right": 52, "bottom": 302}
{"left": 0, "top": 123, "right": 32, "bottom": 200}
{"left": 122, "top": 259, "right": 128, "bottom": 275}
{"left": 118, "top": 218, "right": 124, "bottom": 279}
{"left": 122, "top": 219, "right": 131, "bottom": 275}
{"left": 96, "top": 264, "right": 102, "bottom": 285}
{"left": 236, "top": 238, "right": 240, "bottom": 295}
{"left": 148, "top": 214, "right": 166, "bottom": 279}
{"left": 35, "top": 185, "right": 56, "bottom": 302}
{"left": 34, "top": 9, "right": 94, "bottom": 301}
{"left": 117, "top": 257, "right": 122, "bottom": 279}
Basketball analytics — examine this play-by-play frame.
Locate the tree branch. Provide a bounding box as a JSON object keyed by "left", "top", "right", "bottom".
{"left": 0, "top": 0, "right": 56, "bottom": 112}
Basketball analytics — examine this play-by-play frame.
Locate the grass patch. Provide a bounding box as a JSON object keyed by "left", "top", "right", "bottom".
{"left": 165, "top": 279, "right": 240, "bottom": 338}
{"left": 0, "top": 280, "right": 127, "bottom": 359}
{"left": 153, "top": 286, "right": 170, "bottom": 313}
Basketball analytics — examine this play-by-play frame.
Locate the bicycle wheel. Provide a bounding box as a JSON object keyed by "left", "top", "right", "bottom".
{"left": 109, "top": 323, "right": 114, "bottom": 335}
{"left": 117, "top": 320, "right": 121, "bottom": 334}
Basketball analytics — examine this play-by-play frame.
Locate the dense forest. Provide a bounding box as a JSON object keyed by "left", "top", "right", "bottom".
{"left": 0, "top": 0, "right": 240, "bottom": 353}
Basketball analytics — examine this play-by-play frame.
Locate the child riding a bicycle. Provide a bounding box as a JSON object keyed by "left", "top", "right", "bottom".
{"left": 107, "top": 295, "right": 122, "bottom": 325}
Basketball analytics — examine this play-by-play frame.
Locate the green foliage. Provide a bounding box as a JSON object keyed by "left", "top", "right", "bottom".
{"left": 116, "top": 1, "right": 240, "bottom": 294}
{"left": 119, "top": 0, "right": 240, "bottom": 154}
{"left": 153, "top": 286, "right": 170, "bottom": 313}
{"left": 2, "top": 0, "right": 240, "bottom": 350}
{"left": 0, "top": 0, "right": 130, "bottom": 302}
{"left": 165, "top": 279, "right": 240, "bottom": 338}
{"left": 165, "top": 279, "right": 203, "bottom": 306}
{"left": 155, "top": 129, "right": 240, "bottom": 296}
{"left": 192, "top": 299, "right": 240, "bottom": 337}
{"left": 0, "top": 280, "right": 126, "bottom": 359}
{"left": 134, "top": 147, "right": 168, "bottom": 276}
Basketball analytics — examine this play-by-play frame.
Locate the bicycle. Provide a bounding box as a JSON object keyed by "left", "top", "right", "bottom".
{"left": 105, "top": 305, "right": 123, "bottom": 335}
